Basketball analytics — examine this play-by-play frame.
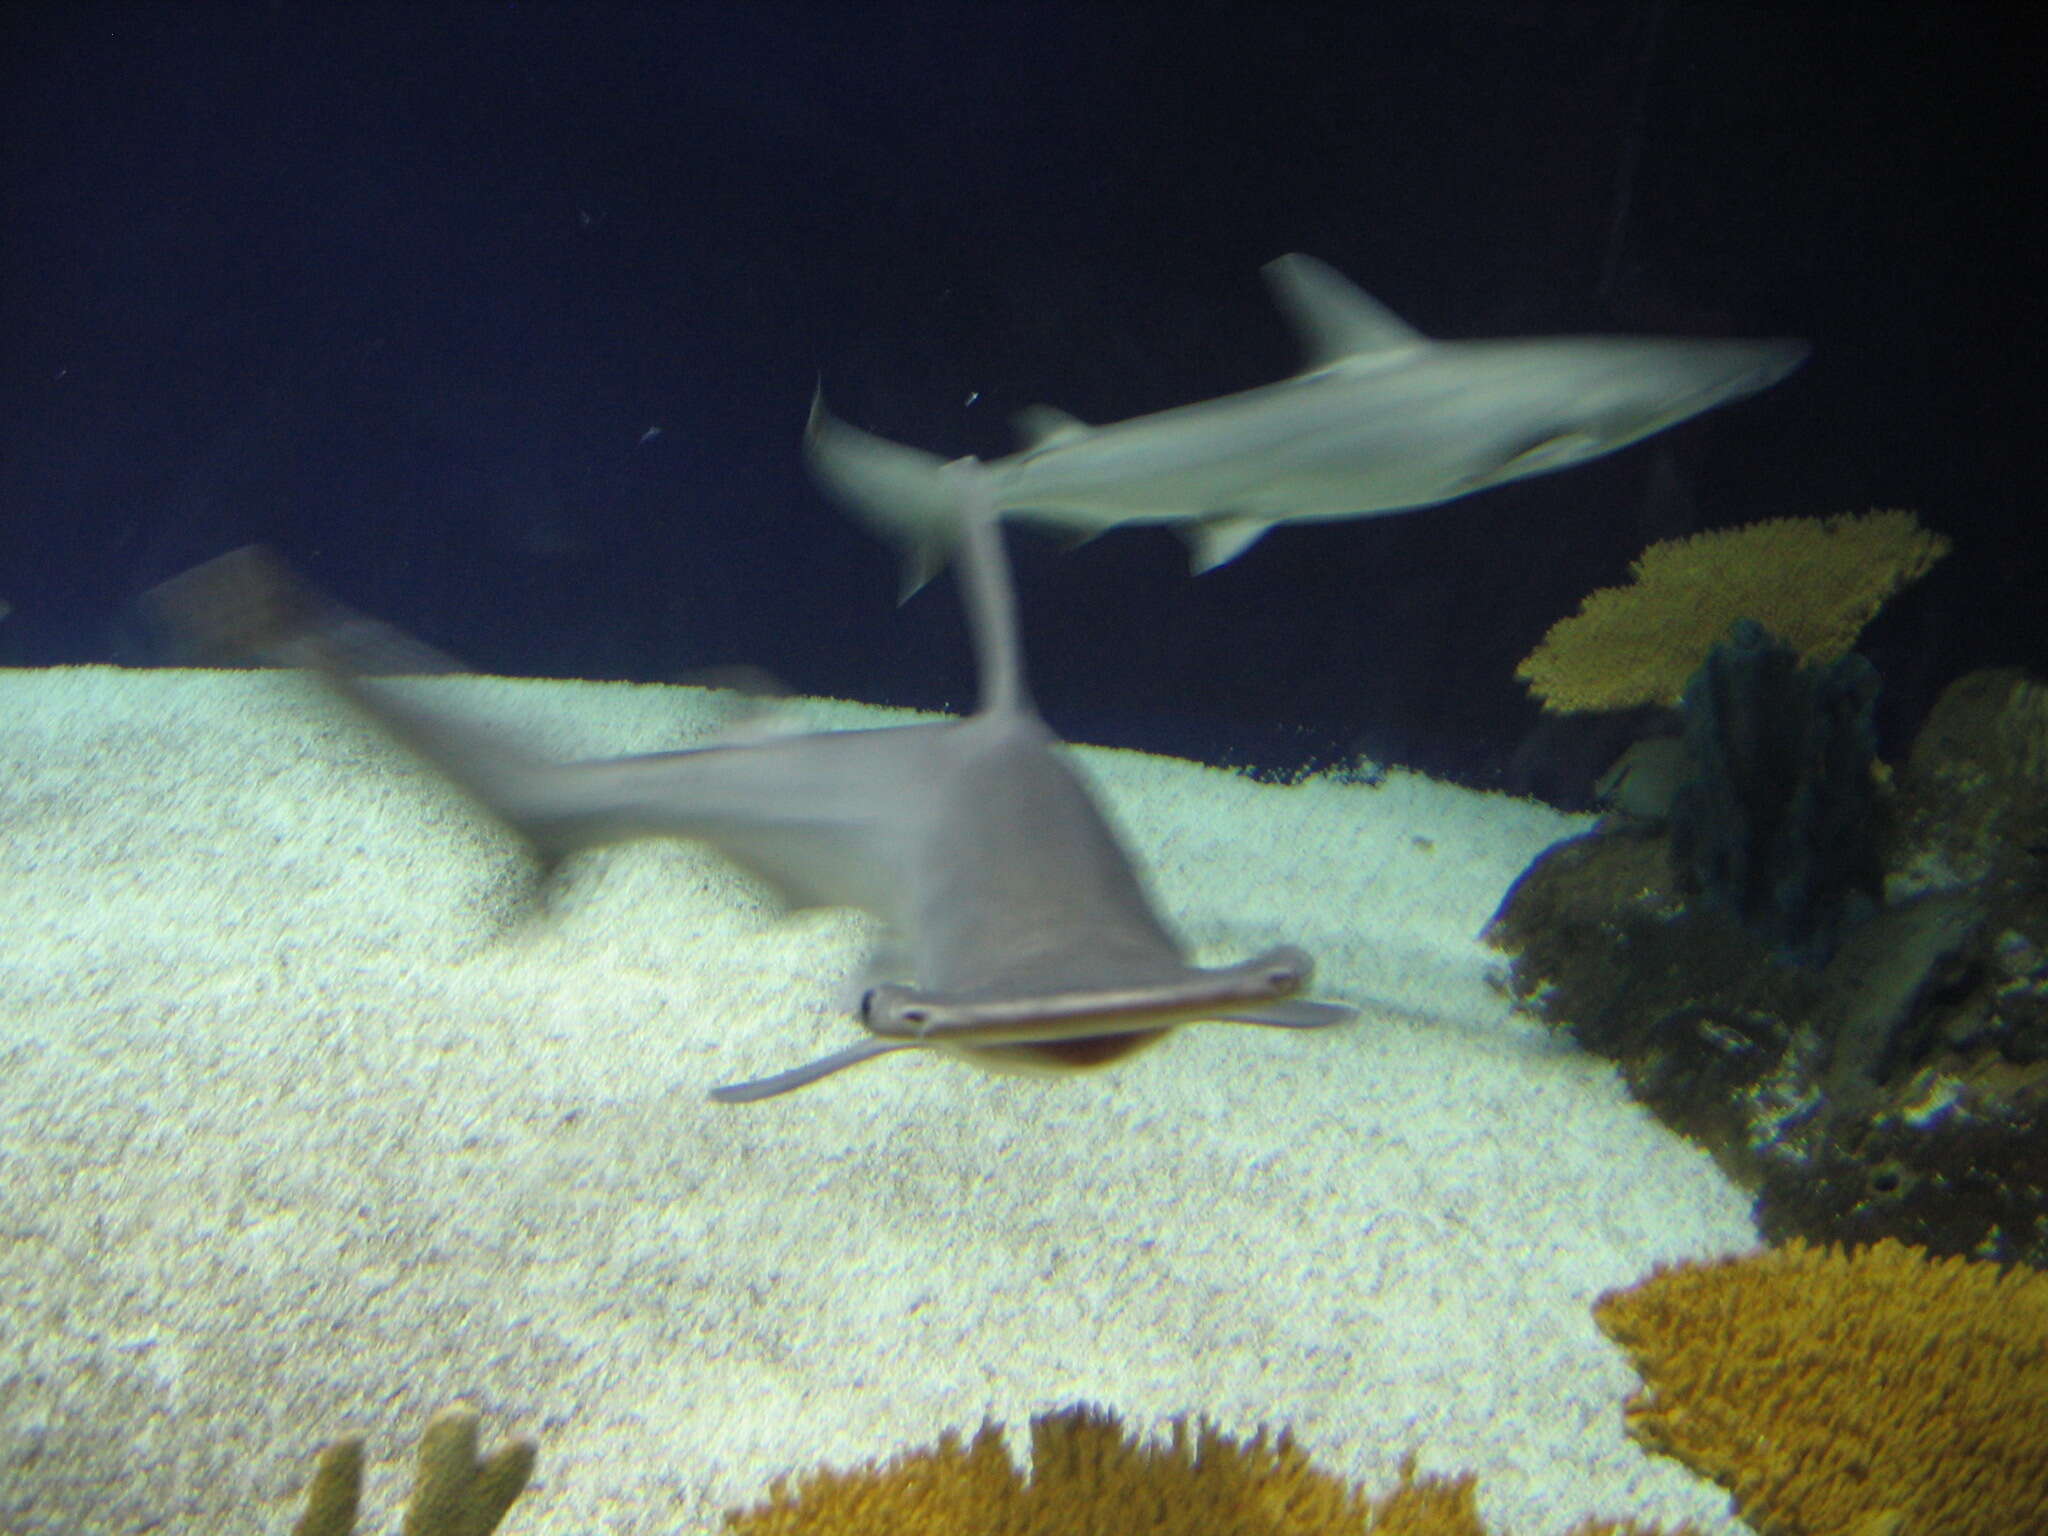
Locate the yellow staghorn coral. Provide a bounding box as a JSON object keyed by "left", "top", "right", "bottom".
{"left": 721, "top": 1404, "right": 1699, "bottom": 1536}
{"left": 290, "top": 1404, "right": 535, "bottom": 1536}
{"left": 1593, "top": 1238, "right": 2048, "bottom": 1536}
{"left": 1517, "top": 510, "right": 1949, "bottom": 713}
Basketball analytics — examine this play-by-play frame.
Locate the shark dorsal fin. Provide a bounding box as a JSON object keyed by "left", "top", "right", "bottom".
{"left": 1262, "top": 252, "right": 1429, "bottom": 370}
{"left": 1013, "top": 405, "right": 1091, "bottom": 451}
{"left": 941, "top": 457, "right": 1032, "bottom": 719}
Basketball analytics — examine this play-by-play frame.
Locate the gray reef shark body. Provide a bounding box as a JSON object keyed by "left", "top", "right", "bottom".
{"left": 149, "top": 460, "right": 1353, "bottom": 1102}
{"left": 807, "top": 253, "right": 1808, "bottom": 587}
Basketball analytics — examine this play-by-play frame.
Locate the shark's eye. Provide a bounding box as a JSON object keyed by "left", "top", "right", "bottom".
{"left": 1259, "top": 952, "right": 1310, "bottom": 990}
{"left": 861, "top": 988, "right": 930, "bottom": 1029}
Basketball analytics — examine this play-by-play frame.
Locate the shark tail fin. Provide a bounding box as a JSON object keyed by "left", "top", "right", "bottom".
{"left": 804, "top": 389, "right": 964, "bottom": 600}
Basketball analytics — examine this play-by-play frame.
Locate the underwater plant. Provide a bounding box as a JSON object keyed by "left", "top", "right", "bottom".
{"left": 1515, "top": 510, "right": 1948, "bottom": 715}
{"left": 1667, "top": 619, "right": 1884, "bottom": 965}
{"left": 1594, "top": 1238, "right": 2048, "bottom": 1536}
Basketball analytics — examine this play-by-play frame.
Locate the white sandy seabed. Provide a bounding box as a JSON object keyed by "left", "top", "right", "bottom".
{"left": 0, "top": 665, "right": 1758, "bottom": 1535}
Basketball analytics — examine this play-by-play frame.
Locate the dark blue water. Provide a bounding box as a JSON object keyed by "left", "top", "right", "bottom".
{"left": 4, "top": 0, "right": 2039, "bottom": 795}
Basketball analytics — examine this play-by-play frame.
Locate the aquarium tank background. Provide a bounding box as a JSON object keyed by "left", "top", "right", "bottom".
{"left": 2, "top": 2, "right": 2044, "bottom": 1534}
{"left": 1, "top": 0, "right": 2039, "bottom": 788}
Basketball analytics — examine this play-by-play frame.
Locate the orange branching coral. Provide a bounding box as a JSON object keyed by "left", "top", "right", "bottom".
{"left": 1593, "top": 1238, "right": 2048, "bottom": 1536}
{"left": 1517, "top": 510, "right": 1949, "bottom": 713}
{"left": 723, "top": 1406, "right": 1370, "bottom": 1536}
{"left": 288, "top": 1404, "right": 535, "bottom": 1536}
{"left": 722, "top": 1405, "right": 1698, "bottom": 1536}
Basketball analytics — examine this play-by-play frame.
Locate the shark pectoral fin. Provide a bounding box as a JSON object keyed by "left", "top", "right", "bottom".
{"left": 1011, "top": 404, "right": 1091, "bottom": 451}
{"left": 1445, "top": 437, "right": 1582, "bottom": 497}
{"left": 1261, "top": 253, "right": 1429, "bottom": 369}
{"left": 151, "top": 548, "right": 648, "bottom": 866}
{"left": 1488, "top": 430, "right": 1602, "bottom": 481}
{"left": 1181, "top": 513, "right": 1277, "bottom": 573}
{"left": 1214, "top": 1000, "right": 1358, "bottom": 1030}
{"left": 147, "top": 545, "right": 469, "bottom": 677}
{"left": 707, "top": 1038, "right": 919, "bottom": 1103}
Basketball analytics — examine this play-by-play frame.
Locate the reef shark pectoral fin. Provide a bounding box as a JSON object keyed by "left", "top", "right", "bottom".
{"left": 708, "top": 1038, "right": 919, "bottom": 1103}
{"left": 1180, "top": 513, "right": 1280, "bottom": 573}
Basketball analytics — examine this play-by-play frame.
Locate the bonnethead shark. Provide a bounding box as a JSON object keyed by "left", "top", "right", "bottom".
{"left": 148, "top": 459, "right": 1354, "bottom": 1103}
{"left": 807, "top": 253, "right": 1808, "bottom": 590}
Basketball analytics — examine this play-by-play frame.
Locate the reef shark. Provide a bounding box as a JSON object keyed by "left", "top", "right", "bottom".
{"left": 148, "top": 460, "right": 1354, "bottom": 1102}
{"left": 807, "top": 253, "right": 1808, "bottom": 589}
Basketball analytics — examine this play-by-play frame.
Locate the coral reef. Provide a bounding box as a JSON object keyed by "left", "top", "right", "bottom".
{"left": 723, "top": 1404, "right": 1693, "bottom": 1536}
{"left": 1516, "top": 510, "right": 1948, "bottom": 714}
{"left": 294, "top": 1440, "right": 365, "bottom": 1536}
{"left": 291, "top": 1405, "right": 534, "bottom": 1536}
{"left": 1486, "top": 667, "right": 2048, "bottom": 1266}
{"left": 1594, "top": 1238, "right": 2048, "bottom": 1536}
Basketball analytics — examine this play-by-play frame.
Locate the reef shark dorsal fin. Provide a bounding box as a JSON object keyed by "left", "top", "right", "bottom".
{"left": 1261, "top": 252, "right": 1429, "bottom": 370}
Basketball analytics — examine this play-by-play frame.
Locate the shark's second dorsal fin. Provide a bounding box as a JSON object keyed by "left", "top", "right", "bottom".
{"left": 943, "top": 457, "right": 1032, "bottom": 720}
{"left": 1012, "top": 405, "right": 1091, "bottom": 451}
{"left": 1262, "top": 252, "right": 1429, "bottom": 370}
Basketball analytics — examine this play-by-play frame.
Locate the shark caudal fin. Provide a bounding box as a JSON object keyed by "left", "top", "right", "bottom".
{"left": 803, "top": 389, "right": 965, "bottom": 600}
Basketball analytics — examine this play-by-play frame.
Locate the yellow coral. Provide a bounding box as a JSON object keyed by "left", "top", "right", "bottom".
{"left": 1593, "top": 1238, "right": 2048, "bottom": 1536}
{"left": 722, "top": 1404, "right": 1697, "bottom": 1536}
{"left": 293, "top": 1440, "right": 364, "bottom": 1536}
{"left": 290, "top": 1405, "right": 535, "bottom": 1536}
{"left": 1991, "top": 672, "right": 2048, "bottom": 783}
{"left": 1517, "top": 510, "right": 1949, "bottom": 713}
